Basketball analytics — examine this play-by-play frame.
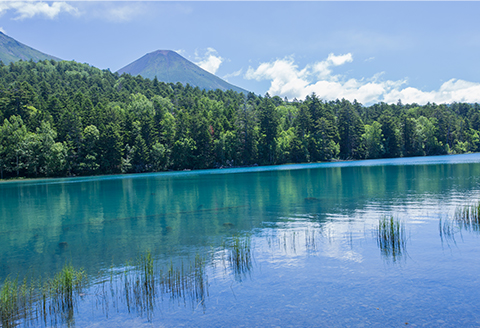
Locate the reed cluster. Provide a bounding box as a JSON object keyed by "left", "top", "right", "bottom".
{"left": 375, "top": 216, "right": 406, "bottom": 261}
{"left": 1, "top": 238, "right": 254, "bottom": 326}
{"left": 100, "top": 251, "right": 209, "bottom": 319}
{"left": 454, "top": 201, "right": 480, "bottom": 231}
{"left": 0, "top": 265, "right": 86, "bottom": 328}
{"left": 226, "top": 236, "right": 253, "bottom": 280}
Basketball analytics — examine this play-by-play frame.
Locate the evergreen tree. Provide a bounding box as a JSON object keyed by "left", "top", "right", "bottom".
{"left": 258, "top": 94, "right": 279, "bottom": 164}
{"left": 337, "top": 100, "right": 365, "bottom": 159}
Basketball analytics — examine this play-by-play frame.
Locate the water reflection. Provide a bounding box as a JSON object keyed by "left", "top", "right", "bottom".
{"left": 2, "top": 159, "right": 480, "bottom": 279}
{"left": 2, "top": 155, "right": 480, "bottom": 326}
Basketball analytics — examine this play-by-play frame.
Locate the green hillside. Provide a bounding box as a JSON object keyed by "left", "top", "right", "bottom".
{"left": 117, "top": 50, "right": 248, "bottom": 94}
{"left": 0, "top": 32, "right": 59, "bottom": 64}
{"left": 0, "top": 59, "right": 479, "bottom": 180}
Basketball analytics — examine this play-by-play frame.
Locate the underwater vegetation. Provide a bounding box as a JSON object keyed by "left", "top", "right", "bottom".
{"left": 375, "top": 216, "right": 407, "bottom": 262}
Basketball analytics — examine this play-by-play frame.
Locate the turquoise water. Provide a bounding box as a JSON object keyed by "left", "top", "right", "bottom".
{"left": 2, "top": 154, "right": 480, "bottom": 327}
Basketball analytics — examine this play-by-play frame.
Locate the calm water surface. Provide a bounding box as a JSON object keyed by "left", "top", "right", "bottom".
{"left": 1, "top": 154, "right": 480, "bottom": 327}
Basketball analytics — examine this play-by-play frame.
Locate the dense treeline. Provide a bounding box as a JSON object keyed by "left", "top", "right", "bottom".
{"left": 1, "top": 59, "right": 480, "bottom": 179}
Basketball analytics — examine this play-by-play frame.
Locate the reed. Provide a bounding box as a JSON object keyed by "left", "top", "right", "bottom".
{"left": 454, "top": 201, "right": 480, "bottom": 231}
{"left": 158, "top": 255, "right": 209, "bottom": 307}
{"left": 227, "top": 235, "right": 253, "bottom": 280}
{"left": 375, "top": 216, "right": 406, "bottom": 261}
{"left": 439, "top": 217, "right": 457, "bottom": 245}
{"left": 0, "top": 264, "right": 86, "bottom": 327}
{"left": 100, "top": 251, "right": 210, "bottom": 317}
{"left": 0, "top": 277, "right": 19, "bottom": 327}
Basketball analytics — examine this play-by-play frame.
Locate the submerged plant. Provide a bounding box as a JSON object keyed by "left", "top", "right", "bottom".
{"left": 375, "top": 216, "right": 407, "bottom": 262}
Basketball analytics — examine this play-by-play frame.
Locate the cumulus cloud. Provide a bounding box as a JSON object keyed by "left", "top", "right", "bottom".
{"left": 195, "top": 48, "right": 224, "bottom": 75}
{"left": 0, "top": 2, "right": 79, "bottom": 20}
{"left": 245, "top": 54, "right": 480, "bottom": 105}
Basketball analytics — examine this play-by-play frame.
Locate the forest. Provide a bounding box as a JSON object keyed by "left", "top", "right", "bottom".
{"left": 1, "top": 59, "right": 480, "bottom": 179}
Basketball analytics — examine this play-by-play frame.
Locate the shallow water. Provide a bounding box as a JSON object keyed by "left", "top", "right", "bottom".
{"left": 2, "top": 154, "right": 480, "bottom": 327}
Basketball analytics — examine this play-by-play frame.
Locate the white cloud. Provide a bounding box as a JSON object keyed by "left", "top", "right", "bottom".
{"left": 0, "top": 27, "right": 6, "bottom": 34}
{"left": 103, "top": 2, "right": 146, "bottom": 22}
{"left": 312, "top": 53, "right": 353, "bottom": 79}
{"left": 245, "top": 54, "right": 480, "bottom": 105}
{"left": 195, "top": 47, "right": 223, "bottom": 75}
{"left": 0, "top": 2, "right": 79, "bottom": 20}
{"left": 246, "top": 57, "right": 310, "bottom": 97}
{"left": 174, "top": 49, "right": 187, "bottom": 57}
{"left": 223, "top": 68, "right": 243, "bottom": 80}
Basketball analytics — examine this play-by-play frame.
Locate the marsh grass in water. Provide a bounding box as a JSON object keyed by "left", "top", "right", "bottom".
{"left": 439, "top": 217, "right": 458, "bottom": 246}
{"left": 375, "top": 216, "right": 407, "bottom": 262}
{"left": 0, "top": 265, "right": 86, "bottom": 328}
{"left": 454, "top": 201, "right": 480, "bottom": 232}
{"left": 224, "top": 235, "right": 253, "bottom": 281}
{"left": 96, "top": 251, "right": 210, "bottom": 320}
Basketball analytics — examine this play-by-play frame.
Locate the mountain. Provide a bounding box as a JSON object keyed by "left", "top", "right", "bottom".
{"left": 0, "top": 32, "right": 60, "bottom": 64}
{"left": 117, "top": 50, "right": 248, "bottom": 94}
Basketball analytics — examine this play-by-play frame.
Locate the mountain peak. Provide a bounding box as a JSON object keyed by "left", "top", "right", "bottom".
{"left": 151, "top": 50, "right": 174, "bottom": 56}
{"left": 117, "top": 50, "right": 247, "bottom": 94}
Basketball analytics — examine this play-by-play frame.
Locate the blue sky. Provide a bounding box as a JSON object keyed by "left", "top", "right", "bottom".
{"left": 1, "top": 1, "right": 480, "bottom": 105}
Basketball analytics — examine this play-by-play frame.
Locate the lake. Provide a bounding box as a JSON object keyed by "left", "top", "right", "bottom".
{"left": 1, "top": 154, "right": 480, "bottom": 327}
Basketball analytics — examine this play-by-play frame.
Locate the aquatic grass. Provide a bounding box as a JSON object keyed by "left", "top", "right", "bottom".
{"left": 0, "top": 264, "right": 86, "bottom": 328}
{"left": 439, "top": 217, "right": 458, "bottom": 246}
{"left": 0, "top": 277, "right": 19, "bottom": 328}
{"left": 0, "top": 245, "right": 249, "bottom": 325}
{"left": 454, "top": 201, "right": 480, "bottom": 232}
{"left": 226, "top": 235, "right": 253, "bottom": 281}
{"left": 98, "top": 251, "right": 210, "bottom": 318}
{"left": 438, "top": 201, "right": 480, "bottom": 245}
{"left": 375, "top": 216, "right": 406, "bottom": 262}
{"left": 134, "top": 251, "right": 156, "bottom": 317}
{"left": 158, "top": 255, "right": 209, "bottom": 308}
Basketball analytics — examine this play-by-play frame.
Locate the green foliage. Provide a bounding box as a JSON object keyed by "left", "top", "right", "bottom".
{"left": 258, "top": 95, "right": 279, "bottom": 164}
{"left": 338, "top": 100, "right": 365, "bottom": 159}
{"left": 0, "top": 59, "right": 479, "bottom": 179}
{"left": 363, "top": 121, "right": 384, "bottom": 159}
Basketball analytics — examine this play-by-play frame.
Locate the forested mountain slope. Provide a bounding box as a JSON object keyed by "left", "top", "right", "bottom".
{"left": 1, "top": 59, "right": 479, "bottom": 179}
{"left": 0, "top": 32, "right": 60, "bottom": 64}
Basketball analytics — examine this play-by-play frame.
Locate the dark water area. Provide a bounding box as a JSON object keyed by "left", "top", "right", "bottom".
{"left": 1, "top": 154, "right": 480, "bottom": 327}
